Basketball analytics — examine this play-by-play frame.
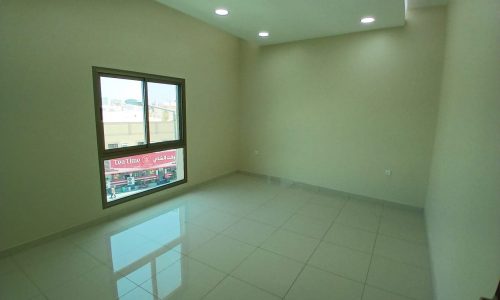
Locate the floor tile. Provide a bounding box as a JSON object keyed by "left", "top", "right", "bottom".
{"left": 0, "top": 268, "right": 41, "bottom": 300}
{"left": 176, "top": 223, "right": 218, "bottom": 254}
{"left": 188, "top": 210, "right": 240, "bottom": 233}
{"left": 261, "top": 189, "right": 310, "bottom": 212}
{"left": 204, "top": 276, "right": 281, "bottom": 300}
{"left": 14, "top": 247, "right": 101, "bottom": 291}
{"left": 107, "top": 240, "right": 170, "bottom": 273}
{"left": 335, "top": 206, "right": 380, "bottom": 232}
{"left": 107, "top": 223, "right": 158, "bottom": 253}
{"left": 44, "top": 265, "right": 136, "bottom": 300}
{"left": 285, "top": 266, "right": 364, "bottom": 300}
{"left": 222, "top": 219, "right": 277, "bottom": 246}
{"left": 345, "top": 198, "right": 383, "bottom": 216}
{"left": 118, "top": 207, "right": 172, "bottom": 229}
{"left": 13, "top": 239, "right": 80, "bottom": 265}
{"left": 308, "top": 193, "right": 346, "bottom": 209}
{"left": 366, "top": 256, "right": 433, "bottom": 300}
{"left": 28, "top": 295, "right": 48, "bottom": 300}
{"left": 178, "top": 191, "right": 214, "bottom": 207}
{"left": 119, "top": 287, "right": 157, "bottom": 300}
{"left": 378, "top": 217, "right": 427, "bottom": 244}
{"left": 261, "top": 229, "right": 320, "bottom": 262}
{"left": 0, "top": 256, "right": 18, "bottom": 275}
{"left": 324, "top": 223, "right": 376, "bottom": 253}
{"left": 260, "top": 200, "right": 304, "bottom": 214}
{"left": 189, "top": 235, "right": 255, "bottom": 273}
{"left": 1, "top": 174, "right": 434, "bottom": 300}
{"left": 215, "top": 201, "right": 261, "bottom": 217}
{"left": 363, "top": 285, "right": 413, "bottom": 300}
{"left": 77, "top": 230, "right": 162, "bottom": 269}
{"left": 383, "top": 206, "right": 424, "bottom": 224}
{"left": 246, "top": 207, "right": 294, "bottom": 227}
{"left": 179, "top": 202, "right": 212, "bottom": 222}
{"left": 140, "top": 256, "right": 225, "bottom": 299}
{"left": 235, "top": 179, "right": 285, "bottom": 196}
{"left": 379, "top": 206, "right": 426, "bottom": 244}
{"left": 374, "top": 235, "right": 430, "bottom": 268}
{"left": 123, "top": 246, "right": 182, "bottom": 285}
{"left": 273, "top": 188, "right": 314, "bottom": 204}
{"left": 232, "top": 249, "right": 304, "bottom": 297}
{"left": 127, "top": 208, "right": 186, "bottom": 244}
{"left": 296, "top": 203, "right": 342, "bottom": 221}
{"left": 66, "top": 221, "right": 126, "bottom": 246}
{"left": 282, "top": 214, "right": 332, "bottom": 239}
{"left": 185, "top": 190, "right": 233, "bottom": 210}
{"left": 308, "top": 242, "right": 371, "bottom": 282}
{"left": 74, "top": 236, "right": 114, "bottom": 264}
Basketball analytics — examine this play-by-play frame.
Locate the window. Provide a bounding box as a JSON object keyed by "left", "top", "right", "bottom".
{"left": 93, "top": 67, "right": 187, "bottom": 208}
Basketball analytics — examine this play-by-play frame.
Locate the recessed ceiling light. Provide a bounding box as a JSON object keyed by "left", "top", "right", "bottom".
{"left": 215, "top": 8, "right": 229, "bottom": 16}
{"left": 361, "top": 17, "right": 375, "bottom": 24}
{"left": 258, "top": 31, "right": 270, "bottom": 37}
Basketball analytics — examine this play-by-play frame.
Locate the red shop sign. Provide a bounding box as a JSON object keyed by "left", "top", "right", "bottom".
{"left": 110, "top": 150, "right": 177, "bottom": 170}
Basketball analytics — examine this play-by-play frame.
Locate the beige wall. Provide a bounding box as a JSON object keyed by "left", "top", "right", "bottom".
{"left": 239, "top": 7, "right": 447, "bottom": 207}
{"left": 0, "top": 0, "right": 240, "bottom": 251}
{"left": 425, "top": 0, "right": 500, "bottom": 299}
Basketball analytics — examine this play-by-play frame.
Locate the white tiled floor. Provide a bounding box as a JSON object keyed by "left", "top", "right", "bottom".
{"left": 0, "top": 174, "right": 433, "bottom": 300}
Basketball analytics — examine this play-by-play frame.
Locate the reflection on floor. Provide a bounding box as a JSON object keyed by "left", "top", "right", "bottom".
{"left": 0, "top": 173, "right": 433, "bottom": 300}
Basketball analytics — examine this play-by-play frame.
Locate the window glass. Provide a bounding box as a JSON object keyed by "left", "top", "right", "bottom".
{"left": 104, "top": 148, "right": 184, "bottom": 202}
{"left": 100, "top": 77, "right": 146, "bottom": 149}
{"left": 147, "top": 82, "right": 179, "bottom": 143}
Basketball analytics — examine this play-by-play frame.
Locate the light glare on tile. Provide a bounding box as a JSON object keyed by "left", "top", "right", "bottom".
{"left": 361, "top": 17, "right": 375, "bottom": 24}
{"left": 258, "top": 31, "right": 269, "bottom": 37}
{"left": 215, "top": 8, "right": 229, "bottom": 16}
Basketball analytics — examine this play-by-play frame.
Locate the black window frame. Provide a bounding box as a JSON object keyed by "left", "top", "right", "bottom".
{"left": 92, "top": 66, "right": 187, "bottom": 209}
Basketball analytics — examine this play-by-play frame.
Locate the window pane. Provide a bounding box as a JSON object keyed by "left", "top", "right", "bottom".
{"left": 104, "top": 148, "right": 185, "bottom": 202}
{"left": 100, "top": 76, "right": 146, "bottom": 149}
{"left": 147, "top": 82, "right": 179, "bottom": 143}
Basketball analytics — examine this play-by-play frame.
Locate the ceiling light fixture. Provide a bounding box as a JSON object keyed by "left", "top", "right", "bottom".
{"left": 258, "top": 31, "right": 270, "bottom": 37}
{"left": 361, "top": 17, "right": 375, "bottom": 24}
{"left": 215, "top": 8, "right": 229, "bottom": 16}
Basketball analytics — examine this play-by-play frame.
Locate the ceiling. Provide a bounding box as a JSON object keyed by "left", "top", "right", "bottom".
{"left": 156, "top": 0, "right": 447, "bottom": 45}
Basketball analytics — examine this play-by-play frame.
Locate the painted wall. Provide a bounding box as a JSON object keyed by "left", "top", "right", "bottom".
{"left": 0, "top": 0, "right": 240, "bottom": 251}
{"left": 425, "top": 0, "right": 500, "bottom": 299}
{"left": 239, "top": 7, "right": 446, "bottom": 207}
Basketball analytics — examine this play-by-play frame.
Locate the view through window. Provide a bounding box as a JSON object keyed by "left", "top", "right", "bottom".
{"left": 93, "top": 67, "right": 187, "bottom": 207}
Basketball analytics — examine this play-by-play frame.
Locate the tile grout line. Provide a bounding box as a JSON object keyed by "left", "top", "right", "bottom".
{"left": 9, "top": 254, "right": 54, "bottom": 300}
{"left": 241, "top": 192, "right": 322, "bottom": 299}
{"left": 206, "top": 188, "right": 328, "bottom": 299}
{"left": 94, "top": 191, "right": 425, "bottom": 299}
{"left": 61, "top": 239, "right": 152, "bottom": 298}
{"left": 281, "top": 196, "right": 350, "bottom": 299}
{"left": 245, "top": 192, "right": 320, "bottom": 299}
{"left": 120, "top": 285, "right": 161, "bottom": 300}
{"left": 92, "top": 185, "right": 287, "bottom": 299}
{"left": 219, "top": 228, "right": 378, "bottom": 287}
{"left": 181, "top": 186, "right": 283, "bottom": 256}
{"left": 15, "top": 232, "right": 153, "bottom": 299}
{"left": 14, "top": 178, "right": 418, "bottom": 300}
{"left": 198, "top": 187, "right": 291, "bottom": 299}
{"left": 363, "top": 283, "right": 419, "bottom": 300}
{"left": 360, "top": 202, "right": 385, "bottom": 300}
{"left": 67, "top": 201, "right": 227, "bottom": 298}
{"left": 375, "top": 232, "right": 429, "bottom": 245}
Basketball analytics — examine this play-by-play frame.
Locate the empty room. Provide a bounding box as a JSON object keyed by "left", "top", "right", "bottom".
{"left": 0, "top": 0, "right": 498, "bottom": 299}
